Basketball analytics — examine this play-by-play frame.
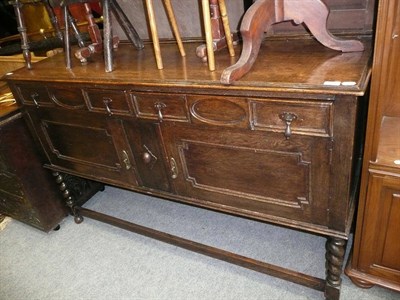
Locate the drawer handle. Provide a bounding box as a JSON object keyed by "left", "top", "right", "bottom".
{"left": 154, "top": 102, "right": 166, "bottom": 122}
{"left": 103, "top": 97, "right": 113, "bottom": 116}
{"left": 279, "top": 112, "right": 297, "bottom": 139}
{"left": 170, "top": 157, "right": 178, "bottom": 179}
{"left": 122, "top": 150, "right": 132, "bottom": 170}
{"left": 31, "top": 92, "right": 40, "bottom": 107}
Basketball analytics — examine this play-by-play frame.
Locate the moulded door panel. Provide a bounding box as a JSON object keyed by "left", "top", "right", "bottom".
{"left": 25, "top": 108, "right": 138, "bottom": 188}
{"left": 161, "top": 123, "right": 331, "bottom": 226}
{"left": 123, "top": 120, "right": 171, "bottom": 192}
{"left": 358, "top": 172, "right": 400, "bottom": 283}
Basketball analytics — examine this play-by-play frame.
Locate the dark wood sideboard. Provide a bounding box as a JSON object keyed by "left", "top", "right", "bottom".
{"left": 345, "top": 0, "right": 400, "bottom": 291}
{"left": 4, "top": 36, "right": 372, "bottom": 298}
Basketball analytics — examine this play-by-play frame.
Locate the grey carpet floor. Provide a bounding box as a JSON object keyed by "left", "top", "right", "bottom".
{"left": 1, "top": 185, "right": 399, "bottom": 300}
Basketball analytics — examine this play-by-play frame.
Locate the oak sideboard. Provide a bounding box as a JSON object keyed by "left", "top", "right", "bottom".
{"left": 4, "top": 37, "right": 372, "bottom": 299}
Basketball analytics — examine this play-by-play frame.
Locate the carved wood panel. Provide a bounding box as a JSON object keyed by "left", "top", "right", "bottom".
{"left": 162, "top": 122, "right": 331, "bottom": 226}
{"left": 26, "top": 108, "right": 139, "bottom": 188}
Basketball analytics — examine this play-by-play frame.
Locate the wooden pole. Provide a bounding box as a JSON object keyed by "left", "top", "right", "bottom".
{"left": 164, "top": 0, "right": 186, "bottom": 57}
{"left": 145, "top": 0, "right": 163, "bottom": 69}
{"left": 201, "top": 0, "right": 215, "bottom": 71}
{"left": 218, "top": 0, "right": 235, "bottom": 57}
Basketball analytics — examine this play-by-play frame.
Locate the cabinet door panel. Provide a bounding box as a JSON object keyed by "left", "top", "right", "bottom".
{"left": 26, "top": 108, "right": 138, "bottom": 187}
{"left": 162, "top": 124, "right": 330, "bottom": 226}
{"left": 358, "top": 173, "right": 400, "bottom": 282}
{"left": 123, "top": 121, "right": 171, "bottom": 192}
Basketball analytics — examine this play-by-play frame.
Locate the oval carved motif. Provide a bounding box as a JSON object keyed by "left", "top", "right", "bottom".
{"left": 48, "top": 88, "right": 85, "bottom": 109}
{"left": 190, "top": 99, "right": 246, "bottom": 125}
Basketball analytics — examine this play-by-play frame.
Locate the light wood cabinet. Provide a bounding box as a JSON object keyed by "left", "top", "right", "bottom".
{"left": 345, "top": 0, "right": 400, "bottom": 291}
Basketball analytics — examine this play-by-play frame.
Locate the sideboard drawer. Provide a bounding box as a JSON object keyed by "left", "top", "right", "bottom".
{"left": 16, "top": 84, "right": 53, "bottom": 107}
{"left": 130, "top": 92, "right": 189, "bottom": 122}
{"left": 187, "top": 95, "right": 249, "bottom": 129}
{"left": 250, "top": 99, "right": 333, "bottom": 137}
{"left": 16, "top": 84, "right": 86, "bottom": 109}
{"left": 47, "top": 86, "right": 86, "bottom": 109}
{"left": 84, "top": 89, "right": 132, "bottom": 116}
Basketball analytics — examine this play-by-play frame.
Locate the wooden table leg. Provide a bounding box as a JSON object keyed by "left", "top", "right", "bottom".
{"left": 110, "top": 0, "right": 144, "bottom": 50}
{"left": 164, "top": 0, "right": 186, "bottom": 57}
{"left": 218, "top": 0, "right": 235, "bottom": 57}
{"left": 145, "top": 0, "right": 163, "bottom": 69}
{"left": 103, "top": 0, "right": 113, "bottom": 72}
{"left": 202, "top": 0, "right": 215, "bottom": 71}
{"left": 11, "top": 0, "right": 32, "bottom": 69}
{"left": 44, "top": 0, "right": 64, "bottom": 42}
{"left": 220, "top": 0, "right": 365, "bottom": 85}
{"left": 325, "top": 237, "right": 346, "bottom": 300}
{"left": 63, "top": 4, "right": 72, "bottom": 69}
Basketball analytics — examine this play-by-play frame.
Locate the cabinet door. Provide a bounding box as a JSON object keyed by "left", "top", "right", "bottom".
{"left": 123, "top": 120, "right": 171, "bottom": 192}
{"left": 161, "top": 123, "right": 331, "bottom": 226}
{"left": 358, "top": 172, "right": 400, "bottom": 283}
{"left": 26, "top": 108, "right": 138, "bottom": 188}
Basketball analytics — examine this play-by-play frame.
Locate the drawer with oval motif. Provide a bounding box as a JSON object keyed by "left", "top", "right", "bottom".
{"left": 16, "top": 84, "right": 53, "bottom": 107}
{"left": 46, "top": 86, "right": 86, "bottom": 109}
{"left": 187, "top": 95, "right": 249, "bottom": 128}
{"left": 250, "top": 99, "right": 333, "bottom": 138}
{"left": 83, "top": 89, "right": 132, "bottom": 116}
{"left": 130, "top": 92, "right": 189, "bottom": 122}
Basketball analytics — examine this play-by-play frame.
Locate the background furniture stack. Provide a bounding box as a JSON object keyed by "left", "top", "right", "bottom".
{"left": 0, "top": 55, "right": 104, "bottom": 232}
{"left": 345, "top": 0, "right": 400, "bottom": 291}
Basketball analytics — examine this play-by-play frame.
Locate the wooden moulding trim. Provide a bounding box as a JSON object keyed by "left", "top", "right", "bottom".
{"left": 78, "top": 206, "right": 326, "bottom": 293}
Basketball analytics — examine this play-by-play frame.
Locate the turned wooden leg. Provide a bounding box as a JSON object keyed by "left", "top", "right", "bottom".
{"left": 12, "top": 0, "right": 32, "bottom": 69}
{"left": 53, "top": 172, "right": 83, "bottom": 224}
{"left": 63, "top": 4, "right": 72, "bottom": 69}
{"left": 218, "top": 0, "right": 235, "bottom": 57}
{"left": 221, "top": 0, "right": 275, "bottom": 84}
{"left": 196, "top": 0, "right": 239, "bottom": 61}
{"left": 44, "top": 0, "right": 64, "bottom": 42}
{"left": 221, "top": 0, "right": 365, "bottom": 84}
{"left": 66, "top": 7, "right": 86, "bottom": 48}
{"left": 202, "top": 0, "right": 216, "bottom": 71}
{"left": 325, "top": 237, "right": 346, "bottom": 300}
{"left": 103, "top": 0, "right": 113, "bottom": 72}
{"left": 283, "top": 0, "right": 364, "bottom": 52}
{"left": 145, "top": 0, "right": 163, "bottom": 69}
{"left": 110, "top": 0, "right": 144, "bottom": 50}
{"left": 164, "top": 0, "right": 186, "bottom": 57}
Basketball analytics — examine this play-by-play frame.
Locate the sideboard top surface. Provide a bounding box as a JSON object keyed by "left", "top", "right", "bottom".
{"left": 3, "top": 37, "right": 372, "bottom": 96}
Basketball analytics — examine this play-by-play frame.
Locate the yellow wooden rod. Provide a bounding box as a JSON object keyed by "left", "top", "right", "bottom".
{"left": 163, "top": 0, "right": 186, "bottom": 57}
{"left": 218, "top": 0, "right": 235, "bottom": 57}
{"left": 201, "top": 0, "right": 215, "bottom": 71}
{"left": 145, "top": 0, "right": 163, "bottom": 69}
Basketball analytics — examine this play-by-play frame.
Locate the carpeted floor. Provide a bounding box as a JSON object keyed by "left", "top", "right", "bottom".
{"left": 1, "top": 185, "right": 399, "bottom": 300}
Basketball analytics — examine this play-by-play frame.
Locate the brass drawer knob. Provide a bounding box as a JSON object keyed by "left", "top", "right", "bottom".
{"left": 142, "top": 152, "right": 152, "bottom": 164}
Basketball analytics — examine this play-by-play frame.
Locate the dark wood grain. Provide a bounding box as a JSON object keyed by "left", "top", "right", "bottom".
{"left": 4, "top": 36, "right": 373, "bottom": 299}
{"left": 3, "top": 38, "right": 371, "bottom": 96}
